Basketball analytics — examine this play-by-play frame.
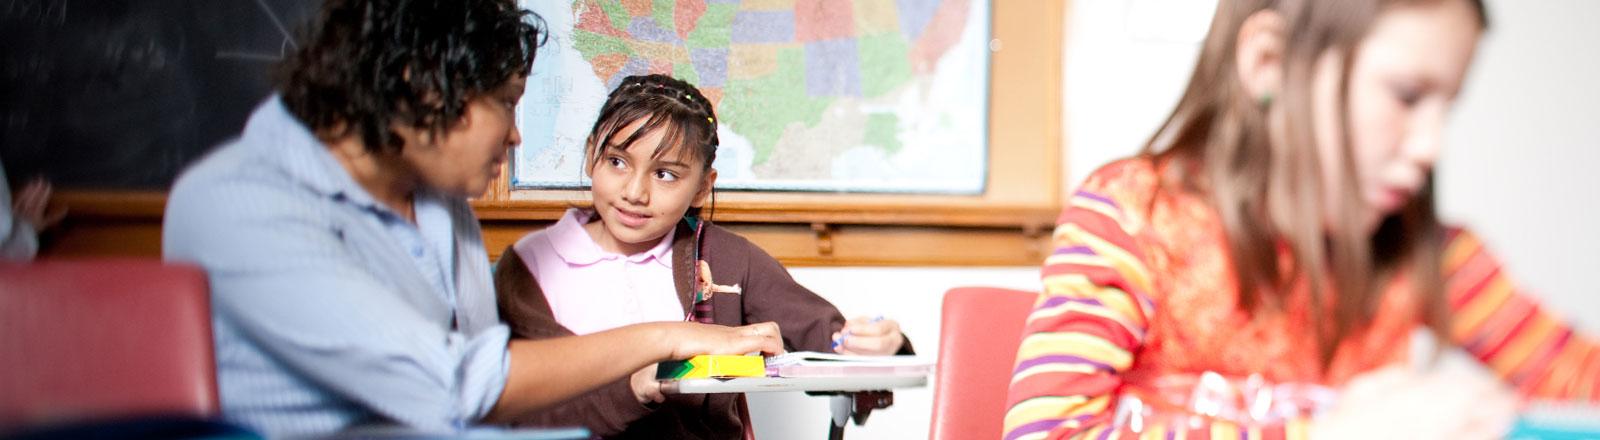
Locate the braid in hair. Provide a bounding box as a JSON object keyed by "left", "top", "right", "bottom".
{"left": 585, "top": 74, "right": 720, "bottom": 218}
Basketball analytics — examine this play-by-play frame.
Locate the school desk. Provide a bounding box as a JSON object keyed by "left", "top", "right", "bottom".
{"left": 662, "top": 373, "right": 928, "bottom": 440}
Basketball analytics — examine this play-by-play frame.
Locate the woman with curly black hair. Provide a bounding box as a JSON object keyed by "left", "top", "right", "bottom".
{"left": 162, "top": 0, "right": 782, "bottom": 437}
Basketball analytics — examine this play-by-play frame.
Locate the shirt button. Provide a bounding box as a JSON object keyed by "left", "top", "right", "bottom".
{"left": 411, "top": 246, "right": 424, "bottom": 257}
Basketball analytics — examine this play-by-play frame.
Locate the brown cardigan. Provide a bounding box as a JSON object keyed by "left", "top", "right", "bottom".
{"left": 494, "top": 219, "right": 912, "bottom": 439}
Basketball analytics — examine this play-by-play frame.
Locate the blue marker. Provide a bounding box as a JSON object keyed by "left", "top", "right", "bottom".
{"left": 832, "top": 315, "right": 884, "bottom": 351}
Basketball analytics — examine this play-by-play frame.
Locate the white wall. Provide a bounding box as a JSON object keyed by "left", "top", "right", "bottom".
{"left": 1436, "top": 0, "right": 1600, "bottom": 334}
{"left": 1061, "top": 0, "right": 1214, "bottom": 190}
{"left": 749, "top": 1, "right": 1600, "bottom": 438}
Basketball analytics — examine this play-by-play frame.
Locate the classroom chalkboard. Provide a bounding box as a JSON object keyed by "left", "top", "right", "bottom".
{"left": 0, "top": 0, "right": 320, "bottom": 189}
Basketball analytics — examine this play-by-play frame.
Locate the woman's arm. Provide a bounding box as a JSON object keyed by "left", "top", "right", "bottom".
{"left": 486, "top": 321, "right": 782, "bottom": 423}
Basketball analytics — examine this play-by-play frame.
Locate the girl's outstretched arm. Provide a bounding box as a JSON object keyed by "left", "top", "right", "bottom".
{"left": 1443, "top": 229, "right": 1600, "bottom": 401}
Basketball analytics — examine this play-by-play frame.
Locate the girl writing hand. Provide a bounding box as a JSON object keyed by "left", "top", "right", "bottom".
{"left": 832, "top": 316, "right": 906, "bottom": 355}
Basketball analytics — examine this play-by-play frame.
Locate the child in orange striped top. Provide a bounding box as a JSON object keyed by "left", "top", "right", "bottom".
{"left": 1004, "top": 0, "right": 1598, "bottom": 439}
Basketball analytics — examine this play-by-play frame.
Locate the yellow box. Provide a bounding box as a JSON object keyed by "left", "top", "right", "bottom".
{"left": 656, "top": 354, "right": 766, "bottom": 380}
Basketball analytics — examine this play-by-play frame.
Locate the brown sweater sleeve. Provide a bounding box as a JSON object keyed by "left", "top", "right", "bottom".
{"left": 704, "top": 226, "right": 914, "bottom": 355}
{"left": 492, "top": 245, "right": 655, "bottom": 436}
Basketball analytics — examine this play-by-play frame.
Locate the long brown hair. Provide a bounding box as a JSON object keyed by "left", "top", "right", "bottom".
{"left": 1144, "top": 0, "right": 1488, "bottom": 368}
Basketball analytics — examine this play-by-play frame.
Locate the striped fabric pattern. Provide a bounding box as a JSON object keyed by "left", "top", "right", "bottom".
{"left": 1003, "top": 159, "right": 1598, "bottom": 440}
{"left": 1005, "top": 187, "right": 1161, "bottom": 440}
{"left": 1445, "top": 231, "right": 1600, "bottom": 400}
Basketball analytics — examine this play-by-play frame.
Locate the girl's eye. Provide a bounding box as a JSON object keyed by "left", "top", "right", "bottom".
{"left": 607, "top": 157, "right": 626, "bottom": 169}
{"left": 1394, "top": 85, "right": 1423, "bottom": 108}
{"left": 654, "top": 169, "right": 679, "bottom": 182}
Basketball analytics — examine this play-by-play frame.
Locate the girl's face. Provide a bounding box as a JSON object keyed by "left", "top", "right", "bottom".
{"left": 400, "top": 76, "right": 525, "bottom": 197}
{"left": 1312, "top": 0, "right": 1481, "bottom": 232}
{"left": 584, "top": 118, "right": 716, "bottom": 255}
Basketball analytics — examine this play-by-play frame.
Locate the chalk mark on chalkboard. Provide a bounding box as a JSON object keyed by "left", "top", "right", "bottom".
{"left": 215, "top": 51, "right": 281, "bottom": 62}
{"left": 214, "top": 0, "right": 300, "bottom": 63}
{"left": 3, "top": 0, "right": 69, "bottom": 26}
{"left": 253, "top": 0, "right": 297, "bottom": 51}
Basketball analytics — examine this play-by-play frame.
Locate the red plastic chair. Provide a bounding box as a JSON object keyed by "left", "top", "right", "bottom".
{"left": 0, "top": 259, "right": 218, "bottom": 432}
{"left": 929, "top": 287, "right": 1040, "bottom": 440}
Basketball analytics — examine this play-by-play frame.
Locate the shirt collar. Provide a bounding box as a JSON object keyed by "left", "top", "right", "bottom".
{"left": 243, "top": 95, "right": 395, "bottom": 214}
{"left": 548, "top": 208, "right": 675, "bottom": 268}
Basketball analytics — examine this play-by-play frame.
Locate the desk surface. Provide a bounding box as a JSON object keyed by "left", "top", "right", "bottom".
{"left": 327, "top": 427, "right": 591, "bottom": 439}
{"left": 660, "top": 374, "right": 927, "bottom": 394}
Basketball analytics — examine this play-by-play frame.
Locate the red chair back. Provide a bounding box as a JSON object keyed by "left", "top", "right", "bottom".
{"left": 929, "top": 287, "right": 1039, "bottom": 440}
{"left": 0, "top": 259, "right": 218, "bottom": 431}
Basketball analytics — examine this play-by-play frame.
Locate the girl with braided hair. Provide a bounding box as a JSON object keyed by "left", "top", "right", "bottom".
{"left": 493, "top": 74, "right": 913, "bottom": 438}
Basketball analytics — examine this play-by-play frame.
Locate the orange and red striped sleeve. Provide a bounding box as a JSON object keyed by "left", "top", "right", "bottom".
{"left": 1003, "top": 188, "right": 1156, "bottom": 440}
{"left": 1003, "top": 187, "right": 1309, "bottom": 440}
{"left": 1444, "top": 229, "right": 1600, "bottom": 401}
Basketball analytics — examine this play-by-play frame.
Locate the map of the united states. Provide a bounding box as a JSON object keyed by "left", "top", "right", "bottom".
{"left": 514, "top": 0, "right": 988, "bottom": 193}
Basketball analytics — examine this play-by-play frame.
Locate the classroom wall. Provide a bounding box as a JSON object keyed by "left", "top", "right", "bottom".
{"left": 750, "top": 1, "right": 1600, "bottom": 438}
{"left": 1435, "top": 0, "right": 1600, "bottom": 335}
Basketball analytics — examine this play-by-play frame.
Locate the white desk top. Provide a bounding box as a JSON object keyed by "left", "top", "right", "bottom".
{"left": 660, "top": 374, "right": 927, "bottom": 394}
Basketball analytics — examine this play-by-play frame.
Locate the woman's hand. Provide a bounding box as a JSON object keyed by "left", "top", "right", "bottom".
{"left": 832, "top": 316, "right": 904, "bottom": 355}
{"left": 1310, "top": 364, "right": 1518, "bottom": 439}
{"left": 663, "top": 321, "right": 784, "bottom": 360}
{"left": 634, "top": 322, "right": 783, "bottom": 403}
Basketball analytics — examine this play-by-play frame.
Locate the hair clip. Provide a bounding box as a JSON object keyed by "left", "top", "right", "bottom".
{"left": 707, "top": 116, "right": 714, "bottom": 124}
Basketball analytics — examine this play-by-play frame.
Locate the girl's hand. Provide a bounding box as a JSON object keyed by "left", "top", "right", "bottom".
{"left": 832, "top": 316, "right": 904, "bottom": 355}
{"left": 663, "top": 321, "right": 784, "bottom": 360}
{"left": 13, "top": 178, "right": 65, "bottom": 231}
{"left": 630, "top": 364, "right": 664, "bottom": 404}
{"left": 1310, "top": 364, "right": 1517, "bottom": 440}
